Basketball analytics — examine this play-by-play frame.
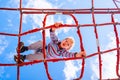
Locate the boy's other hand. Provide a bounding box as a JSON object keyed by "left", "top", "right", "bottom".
{"left": 76, "top": 51, "right": 86, "bottom": 57}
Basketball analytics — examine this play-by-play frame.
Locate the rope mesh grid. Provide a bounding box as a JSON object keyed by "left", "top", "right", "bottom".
{"left": 0, "top": 0, "right": 120, "bottom": 80}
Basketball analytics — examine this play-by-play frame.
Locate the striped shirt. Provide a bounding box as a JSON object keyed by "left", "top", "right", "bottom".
{"left": 47, "top": 30, "right": 76, "bottom": 58}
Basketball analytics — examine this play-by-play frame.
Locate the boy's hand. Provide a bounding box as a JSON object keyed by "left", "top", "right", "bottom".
{"left": 76, "top": 51, "right": 86, "bottom": 57}
{"left": 51, "top": 22, "right": 62, "bottom": 31}
{"left": 54, "top": 22, "right": 62, "bottom": 27}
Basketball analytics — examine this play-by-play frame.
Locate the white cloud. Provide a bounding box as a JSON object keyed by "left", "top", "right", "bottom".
{"left": 8, "top": 0, "right": 19, "bottom": 7}
{"left": 9, "top": 0, "right": 75, "bottom": 39}
{"left": 63, "top": 60, "right": 82, "bottom": 80}
{"left": 0, "top": 67, "right": 10, "bottom": 79}
{"left": 23, "top": 0, "right": 54, "bottom": 23}
{"left": 63, "top": 16, "right": 74, "bottom": 33}
{"left": 91, "top": 32, "right": 119, "bottom": 79}
{"left": 5, "top": 52, "right": 16, "bottom": 62}
{"left": 8, "top": 19, "right": 13, "bottom": 27}
{"left": 25, "top": 0, "right": 54, "bottom": 8}
{"left": 22, "top": 0, "right": 55, "bottom": 38}
{"left": 91, "top": 57, "right": 99, "bottom": 80}
{"left": 0, "top": 36, "right": 8, "bottom": 55}
{"left": 67, "top": 0, "right": 76, "bottom": 5}
{"left": 54, "top": 16, "right": 74, "bottom": 36}
{"left": 22, "top": 0, "right": 76, "bottom": 37}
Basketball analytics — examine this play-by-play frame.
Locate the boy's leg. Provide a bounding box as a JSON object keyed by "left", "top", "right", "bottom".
{"left": 14, "top": 53, "right": 44, "bottom": 63}
{"left": 25, "top": 52, "right": 44, "bottom": 61}
{"left": 14, "top": 52, "right": 44, "bottom": 63}
{"left": 28, "top": 40, "right": 43, "bottom": 50}
{"left": 25, "top": 40, "right": 45, "bottom": 61}
{"left": 16, "top": 40, "right": 43, "bottom": 53}
{"left": 14, "top": 40, "right": 44, "bottom": 63}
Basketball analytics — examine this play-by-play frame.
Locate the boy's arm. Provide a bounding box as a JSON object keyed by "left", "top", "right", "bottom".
{"left": 50, "top": 29, "right": 58, "bottom": 43}
{"left": 60, "top": 49, "right": 86, "bottom": 58}
{"left": 50, "top": 22, "right": 62, "bottom": 43}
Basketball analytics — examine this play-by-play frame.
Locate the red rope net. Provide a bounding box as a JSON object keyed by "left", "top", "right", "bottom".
{"left": 0, "top": 0, "right": 120, "bottom": 80}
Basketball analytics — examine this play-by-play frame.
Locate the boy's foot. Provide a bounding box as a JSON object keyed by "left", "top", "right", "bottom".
{"left": 14, "top": 55, "right": 26, "bottom": 63}
{"left": 16, "top": 42, "right": 28, "bottom": 53}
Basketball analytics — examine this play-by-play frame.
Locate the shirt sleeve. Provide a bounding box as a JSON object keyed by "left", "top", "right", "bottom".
{"left": 50, "top": 29, "right": 58, "bottom": 44}
{"left": 60, "top": 49, "right": 76, "bottom": 58}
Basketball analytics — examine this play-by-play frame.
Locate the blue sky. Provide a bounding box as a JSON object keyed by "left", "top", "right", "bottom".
{"left": 0, "top": 0, "right": 120, "bottom": 80}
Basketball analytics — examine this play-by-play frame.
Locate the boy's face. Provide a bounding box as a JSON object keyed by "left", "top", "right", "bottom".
{"left": 60, "top": 38, "right": 73, "bottom": 50}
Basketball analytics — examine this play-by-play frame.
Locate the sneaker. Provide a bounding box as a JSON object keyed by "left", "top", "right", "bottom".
{"left": 16, "top": 42, "right": 24, "bottom": 53}
{"left": 16, "top": 42, "right": 28, "bottom": 53}
{"left": 14, "top": 55, "right": 26, "bottom": 63}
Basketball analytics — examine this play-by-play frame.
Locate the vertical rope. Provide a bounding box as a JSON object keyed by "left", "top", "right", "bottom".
{"left": 111, "top": 14, "right": 120, "bottom": 78}
{"left": 17, "top": 0, "right": 23, "bottom": 80}
{"left": 91, "top": 0, "right": 102, "bottom": 79}
{"left": 77, "top": 27, "right": 85, "bottom": 79}
{"left": 42, "top": 14, "right": 52, "bottom": 80}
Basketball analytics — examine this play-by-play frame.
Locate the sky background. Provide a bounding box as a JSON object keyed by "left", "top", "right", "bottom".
{"left": 0, "top": 0, "right": 120, "bottom": 80}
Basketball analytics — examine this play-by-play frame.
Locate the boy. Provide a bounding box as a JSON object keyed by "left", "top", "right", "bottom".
{"left": 14, "top": 23, "right": 86, "bottom": 63}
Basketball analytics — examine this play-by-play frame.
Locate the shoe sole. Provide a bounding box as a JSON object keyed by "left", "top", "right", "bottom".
{"left": 14, "top": 55, "right": 24, "bottom": 63}
{"left": 16, "top": 42, "right": 24, "bottom": 53}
